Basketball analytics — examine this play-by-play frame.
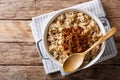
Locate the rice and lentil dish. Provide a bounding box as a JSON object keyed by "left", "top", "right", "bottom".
{"left": 47, "top": 11, "right": 102, "bottom": 64}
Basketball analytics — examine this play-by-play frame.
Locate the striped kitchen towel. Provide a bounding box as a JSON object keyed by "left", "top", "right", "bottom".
{"left": 30, "top": 0, "right": 117, "bottom": 76}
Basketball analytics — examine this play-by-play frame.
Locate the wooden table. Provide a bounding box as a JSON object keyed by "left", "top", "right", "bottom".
{"left": 0, "top": 0, "right": 120, "bottom": 80}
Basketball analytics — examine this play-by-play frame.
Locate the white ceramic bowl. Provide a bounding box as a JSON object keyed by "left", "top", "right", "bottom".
{"left": 43, "top": 9, "right": 106, "bottom": 69}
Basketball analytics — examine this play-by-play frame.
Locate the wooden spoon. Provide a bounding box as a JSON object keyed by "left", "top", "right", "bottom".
{"left": 63, "top": 28, "right": 117, "bottom": 72}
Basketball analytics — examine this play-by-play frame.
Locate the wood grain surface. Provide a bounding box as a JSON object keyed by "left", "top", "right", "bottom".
{"left": 0, "top": 21, "right": 34, "bottom": 42}
{"left": 0, "top": 0, "right": 120, "bottom": 80}
{"left": 0, "top": 66, "right": 120, "bottom": 80}
{"left": 0, "top": 0, "right": 119, "bottom": 20}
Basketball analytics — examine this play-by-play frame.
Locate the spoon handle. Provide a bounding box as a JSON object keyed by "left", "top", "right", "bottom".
{"left": 84, "top": 27, "right": 117, "bottom": 54}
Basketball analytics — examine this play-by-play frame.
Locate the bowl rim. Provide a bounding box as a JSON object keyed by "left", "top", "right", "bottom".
{"left": 42, "top": 8, "right": 106, "bottom": 69}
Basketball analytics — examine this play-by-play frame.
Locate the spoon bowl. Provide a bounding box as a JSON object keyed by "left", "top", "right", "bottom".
{"left": 63, "top": 53, "right": 85, "bottom": 72}
{"left": 63, "top": 28, "right": 117, "bottom": 72}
